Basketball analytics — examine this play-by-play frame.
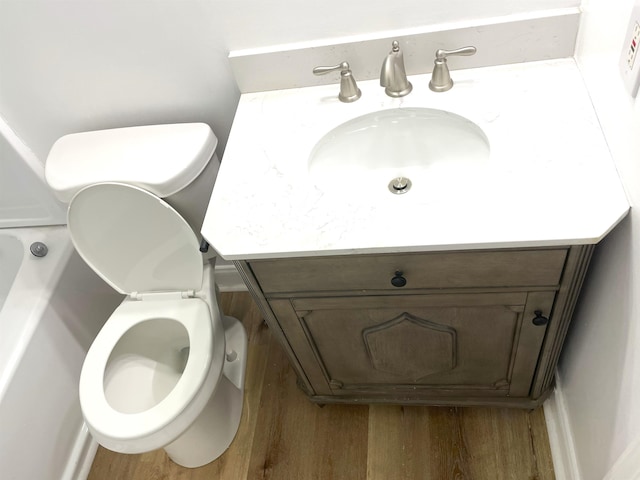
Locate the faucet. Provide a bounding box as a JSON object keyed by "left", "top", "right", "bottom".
{"left": 380, "top": 40, "right": 412, "bottom": 97}
{"left": 428, "top": 46, "right": 477, "bottom": 92}
{"left": 312, "top": 61, "right": 361, "bottom": 103}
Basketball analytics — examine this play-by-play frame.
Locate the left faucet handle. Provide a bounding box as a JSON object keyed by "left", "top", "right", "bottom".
{"left": 313, "top": 61, "right": 362, "bottom": 103}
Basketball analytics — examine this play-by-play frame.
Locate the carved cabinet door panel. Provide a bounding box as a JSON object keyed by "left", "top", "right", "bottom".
{"left": 269, "top": 291, "right": 555, "bottom": 399}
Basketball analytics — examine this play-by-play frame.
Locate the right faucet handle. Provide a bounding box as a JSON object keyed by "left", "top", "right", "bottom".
{"left": 429, "top": 46, "right": 477, "bottom": 92}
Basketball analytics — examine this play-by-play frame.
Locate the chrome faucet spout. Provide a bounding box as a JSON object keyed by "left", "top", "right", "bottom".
{"left": 380, "top": 41, "right": 412, "bottom": 97}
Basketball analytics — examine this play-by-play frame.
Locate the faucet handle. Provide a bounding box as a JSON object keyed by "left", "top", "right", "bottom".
{"left": 312, "top": 62, "right": 350, "bottom": 75}
{"left": 435, "top": 46, "right": 477, "bottom": 60}
{"left": 313, "top": 61, "right": 362, "bottom": 103}
{"left": 429, "top": 46, "right": 477, "bottom": 93}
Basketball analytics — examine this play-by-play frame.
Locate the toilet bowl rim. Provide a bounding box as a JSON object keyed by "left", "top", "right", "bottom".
{"left": 79, "top": 295, "right": 225, "bottom": 443}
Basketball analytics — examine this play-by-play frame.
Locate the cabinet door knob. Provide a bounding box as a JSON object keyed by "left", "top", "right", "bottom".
{"left": 532, "top": 310, "right": 549, "bottom": 326}
{"left": 391, "top": 271, "right": 407, "bottom": 287}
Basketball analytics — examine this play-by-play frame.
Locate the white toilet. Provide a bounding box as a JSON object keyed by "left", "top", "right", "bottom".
{"left": 45, "top": 123, "right": 247, "bottom": 468}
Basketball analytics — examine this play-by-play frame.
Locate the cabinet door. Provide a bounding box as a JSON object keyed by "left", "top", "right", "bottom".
{"left": 269, "top": 292, "right": 555, "bottom": 399}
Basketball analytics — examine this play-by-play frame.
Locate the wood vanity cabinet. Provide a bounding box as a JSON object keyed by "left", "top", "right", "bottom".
{"left": 235, "top": 246, "right": 593, "bottom": 408}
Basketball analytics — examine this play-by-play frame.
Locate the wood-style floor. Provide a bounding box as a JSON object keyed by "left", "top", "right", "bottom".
{"left": 88, "top": 292, "right": 555, "bottom": 480}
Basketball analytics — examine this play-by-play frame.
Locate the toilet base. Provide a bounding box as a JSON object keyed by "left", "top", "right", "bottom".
{"left": 164, "top": 315, "right": 248, "bottom": 468}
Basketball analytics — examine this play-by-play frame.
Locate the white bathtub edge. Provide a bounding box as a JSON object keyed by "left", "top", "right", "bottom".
{"left": 0, "top": 227, "right": 74, "bottom": 398}
{"left": 0, "top": 226, "right": 123, "bottom": 480}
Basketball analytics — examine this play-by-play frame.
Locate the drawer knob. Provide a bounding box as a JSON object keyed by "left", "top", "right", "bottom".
{"left": 532, "top": 310, "right": 549, "bottom": 326}
{"left": 391, "top": 271, "right": 407, "bottom": 288}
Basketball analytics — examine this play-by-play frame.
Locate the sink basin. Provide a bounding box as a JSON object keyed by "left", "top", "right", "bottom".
{"left": 308, "top": 108, "right": 490, "bottom": 197}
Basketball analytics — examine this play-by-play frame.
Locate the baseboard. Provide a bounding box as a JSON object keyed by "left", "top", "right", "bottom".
{"left": 62, "top": 423, "right": 99, "bottom": 480}
{"left": 215, "top": 263, "right": 247, "bottom": 292}
{"left": 543, "top": 373, "right": 581, "bottom": 480}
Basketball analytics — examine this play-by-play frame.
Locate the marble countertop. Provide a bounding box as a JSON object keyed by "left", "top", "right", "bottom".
{"left": 202, "top": 58, "right": 629, "bottom": 260}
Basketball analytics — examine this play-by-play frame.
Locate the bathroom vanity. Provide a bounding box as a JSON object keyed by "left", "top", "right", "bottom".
{"left": 203, "top": 58, "right": 629, "bottom": 408}
{"left": 236, "top": 246, "right": 592, "bottom": 407}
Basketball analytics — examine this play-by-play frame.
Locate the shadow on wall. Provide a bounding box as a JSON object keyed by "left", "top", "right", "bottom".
{"left": 559, "top": 213, "right": 634, "bottom": 480}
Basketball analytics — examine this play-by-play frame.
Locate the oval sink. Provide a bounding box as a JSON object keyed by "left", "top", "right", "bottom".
{"left": 308, "top": 108, "right": 490, "bottom": 197}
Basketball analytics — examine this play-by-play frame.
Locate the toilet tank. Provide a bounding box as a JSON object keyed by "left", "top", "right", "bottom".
{"left": 45, "top": 123, "right": 219, "bottom": 233}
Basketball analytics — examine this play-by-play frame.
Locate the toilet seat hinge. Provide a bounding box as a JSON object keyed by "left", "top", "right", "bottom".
{"left": 131, "top": 290, "right": 196, "bottom": 301}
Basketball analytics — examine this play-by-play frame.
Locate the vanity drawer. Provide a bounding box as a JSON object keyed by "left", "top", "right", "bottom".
{"left": 249, "top": 249, "right": 568, "bottom": 294}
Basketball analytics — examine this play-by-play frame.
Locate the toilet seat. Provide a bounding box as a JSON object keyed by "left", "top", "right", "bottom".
{"left": 67, "top": 182, "right": 203, "bottom": 295}
{"left": 79, "top": 297, "right": 222, "bottom": 452}
{"left": 69, "top": 182, "right": 225, "bottom": 452}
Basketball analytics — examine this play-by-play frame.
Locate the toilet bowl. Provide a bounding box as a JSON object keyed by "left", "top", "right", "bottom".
{"left": 80, "top": 295, "right": 223, "bottom": 454}
{"left": 45, "top": 123, "right": 247, "bottom": 468}
{"left": 65, "top": 182, "right": 246, "bottom": 468}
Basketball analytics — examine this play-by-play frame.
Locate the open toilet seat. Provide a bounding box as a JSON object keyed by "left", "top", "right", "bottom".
{"left": 68, "top": 182, "right": 226, "bottom": 453}
{"left": 79, "top": 296, "right": 225, "bottom": 453}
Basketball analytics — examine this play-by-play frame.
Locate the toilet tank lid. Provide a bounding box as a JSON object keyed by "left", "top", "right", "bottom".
{"left": 45, "top": 123, "right": 218, "bottom": 203}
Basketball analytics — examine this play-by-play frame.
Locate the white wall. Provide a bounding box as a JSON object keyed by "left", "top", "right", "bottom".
{"left": 560, "top": 0, "right": 640, "bottom": 478}
{"left": 0, "top": 1, "right": 240, "bottom": 162}
{"left": 215, "top": 0, "right": 579, "bottom": 50}
{"left": 0, "top": 115, "right": 66, "bottom": 227}
{"left": 0, "top": 0, "right": 578, "bottom": 164}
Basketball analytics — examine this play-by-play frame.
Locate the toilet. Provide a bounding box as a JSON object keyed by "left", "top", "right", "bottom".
{"left": 45, "top": 123, "right": 247, "bottom": 468}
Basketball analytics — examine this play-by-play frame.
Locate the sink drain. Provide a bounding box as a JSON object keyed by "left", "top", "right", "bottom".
{"left": 388, "top": 177, "right": 412, "bottom": 195}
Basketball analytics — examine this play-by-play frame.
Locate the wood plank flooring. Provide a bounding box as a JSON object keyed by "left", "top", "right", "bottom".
{"left": 87, "top": 292, "right": 555, "bottom": 480}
